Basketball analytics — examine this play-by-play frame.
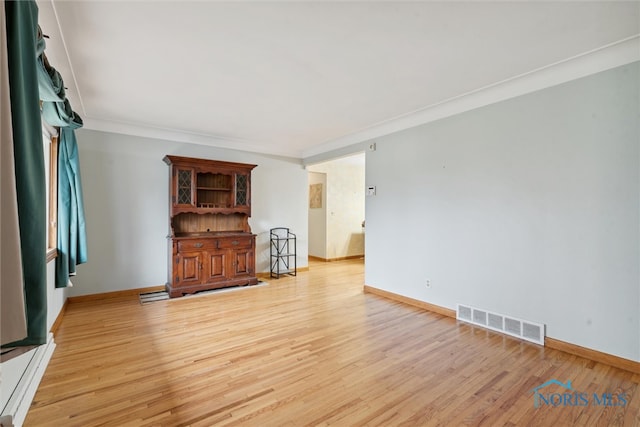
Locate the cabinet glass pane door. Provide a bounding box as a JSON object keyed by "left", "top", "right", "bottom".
{"left": 235, "top": 174, "right": 248, "bottom": 206}
{"left": 177, "top": 169, "right": 193, "bottom": 205}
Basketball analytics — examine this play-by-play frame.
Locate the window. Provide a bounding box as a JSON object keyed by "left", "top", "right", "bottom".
{"left": 43, "top": 123, "right": 58, "bottom": 262}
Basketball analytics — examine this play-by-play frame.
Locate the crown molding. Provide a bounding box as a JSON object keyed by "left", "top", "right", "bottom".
{"left": 302, "top": 36, "right": 640, "bottom": 159}
{"left": 82, "top": 117, "right": 302, "bottom": 158}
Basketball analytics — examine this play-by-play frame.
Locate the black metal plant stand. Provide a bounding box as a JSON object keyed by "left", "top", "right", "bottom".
{"left": 270, "top": 227, "right": 297, "bottom": 279}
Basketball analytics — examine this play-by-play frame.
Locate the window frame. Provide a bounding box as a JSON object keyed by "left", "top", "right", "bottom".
{"left": 44, "top": 127, "right": 58, "bottom": 263}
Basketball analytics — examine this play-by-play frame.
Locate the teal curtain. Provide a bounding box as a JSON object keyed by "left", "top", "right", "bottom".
{"left": 56, "top": 128, "right": 87, "bottom": 287}
{"left": 36, "top": 23, "right": 87, "bottom": 288}
{"left": 3, "top": 0, "right": 47, "bottom": 346}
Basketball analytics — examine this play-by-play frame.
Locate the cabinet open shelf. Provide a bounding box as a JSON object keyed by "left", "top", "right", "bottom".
{"left": 197, "top": 203, "right": 231, "bottom": 209}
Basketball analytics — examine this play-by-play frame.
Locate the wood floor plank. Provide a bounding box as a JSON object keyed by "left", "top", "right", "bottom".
{"left": 25, "top": 259, "right": 640, "bottom": 426}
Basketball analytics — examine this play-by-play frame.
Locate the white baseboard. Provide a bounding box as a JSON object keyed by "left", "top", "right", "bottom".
{"left": 0, "top": 333, "right": 56, "bottom": 427}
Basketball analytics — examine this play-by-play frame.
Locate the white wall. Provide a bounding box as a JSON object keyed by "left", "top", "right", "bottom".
{"left": 365, "top": 62, "right": 640, "bottom": 362}
{"left": 71, "top": 129, "right": 308, "bottom": 296}
{"left": 308, "top": 155, "right": 365, "bottom": 259}
{"left": 308, "top": 171, "right": 327, "bottom": 259}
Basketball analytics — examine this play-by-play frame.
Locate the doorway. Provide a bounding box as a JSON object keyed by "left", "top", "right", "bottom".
{"left": 307, "top": 153, "right": 365, "bottom": 262}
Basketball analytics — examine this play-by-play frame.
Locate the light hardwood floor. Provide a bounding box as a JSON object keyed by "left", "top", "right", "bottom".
{"left": 26, "top": 260, "right": 639, "bottom": 426}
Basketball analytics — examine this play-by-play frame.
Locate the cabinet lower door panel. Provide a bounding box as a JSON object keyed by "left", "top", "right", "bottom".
{"left": 177, "top": 252, "right": 201, "bottom": 285}
{"left": 233, "top": 250, "right": 254, "bottom": 277}
{"left": 206, "top": 251, "right": 227, "bottom": 282}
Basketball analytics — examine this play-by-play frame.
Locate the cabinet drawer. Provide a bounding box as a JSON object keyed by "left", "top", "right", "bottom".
{"left": 177, "top": 239, "right": 217, "bottom": 251}
{"left": 217, "top": 236, "right": 253, "bottom": 249}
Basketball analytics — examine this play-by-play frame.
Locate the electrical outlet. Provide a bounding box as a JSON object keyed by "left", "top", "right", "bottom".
{"left": 426, "top": 280, "right": 431, "bottom": 288}
{"left": 368, "top": 142, "right": 376, "bottom": 152}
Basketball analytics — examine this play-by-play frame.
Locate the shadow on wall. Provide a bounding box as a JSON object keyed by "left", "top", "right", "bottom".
{"left": 347, "top": 231, "right": 365, "bottom": 257}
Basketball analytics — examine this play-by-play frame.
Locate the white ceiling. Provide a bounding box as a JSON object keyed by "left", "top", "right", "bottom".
{"left": 36, "top": 1, "right": 640, "bottom": 159}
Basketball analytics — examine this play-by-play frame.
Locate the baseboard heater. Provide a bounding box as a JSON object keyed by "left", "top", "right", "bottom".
{"left": 456, "top": 304, "right": 545, "bottom": 345}
{"left": 0, "top": 333, "right": 56, "bottom": 426}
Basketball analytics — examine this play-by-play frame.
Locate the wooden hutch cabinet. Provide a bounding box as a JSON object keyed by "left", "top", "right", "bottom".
{"left": 163, "top": 155, "right": 258, "bottom": 297}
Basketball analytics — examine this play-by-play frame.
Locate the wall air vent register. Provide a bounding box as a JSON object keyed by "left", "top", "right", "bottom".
{"left": 456, "top": 304, "right": 545, "bottom": 345}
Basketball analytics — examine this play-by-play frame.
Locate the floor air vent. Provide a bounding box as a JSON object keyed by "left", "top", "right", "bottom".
{"left": 456, "top": 304, "right": 545, "bottom": 345}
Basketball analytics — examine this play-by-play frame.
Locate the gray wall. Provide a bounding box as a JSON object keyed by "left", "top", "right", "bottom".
{"left": 364, "top": 62, "right": 640, "bottom": 361}
{"left": 72, "top": 129, "right": 309, "bottom": 296}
